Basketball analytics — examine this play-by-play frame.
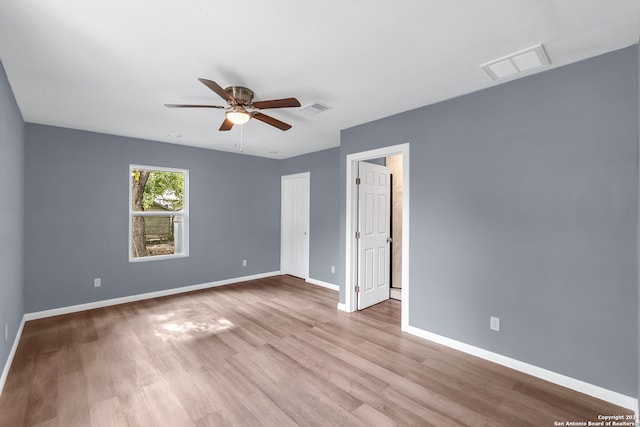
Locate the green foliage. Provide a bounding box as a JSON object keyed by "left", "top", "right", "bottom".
{"left": 142, "top": 171, "right": 184, "bottom": 211}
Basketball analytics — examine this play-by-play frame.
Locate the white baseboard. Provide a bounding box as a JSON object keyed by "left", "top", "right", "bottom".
{"left": 24, "top": 271, "right": 281, "bottom": 321}
{"left": 0, "top": 317, "right": 25, "bottom": 396}
{"left": 337, "top": 303, "right": 348, "bottom": 312}
{"left": 405, "top": 325, "right": 637, "bottom": 411}
{"left": 306, "top": 278, "right": 339, "bottom": 291}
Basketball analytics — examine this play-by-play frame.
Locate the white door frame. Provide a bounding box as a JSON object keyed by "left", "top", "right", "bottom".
{"left": 344, "top": 143, "right": 410, "bottom": 331}
{"left": 281, "top": 172, "right": 310, "bottom": 279}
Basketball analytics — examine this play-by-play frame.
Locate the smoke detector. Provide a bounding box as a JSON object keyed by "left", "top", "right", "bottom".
{"left": 481, "top": 44, "right": 550, "bottom": 81}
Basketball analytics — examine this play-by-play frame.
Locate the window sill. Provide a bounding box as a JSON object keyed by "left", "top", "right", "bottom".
{"left": 129, "top": 253, "right": 189, "bottom": 263}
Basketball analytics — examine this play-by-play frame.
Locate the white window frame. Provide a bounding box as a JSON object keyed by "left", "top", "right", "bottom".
{"left": 128, "top": 164, "right": 189, "bottom": 262}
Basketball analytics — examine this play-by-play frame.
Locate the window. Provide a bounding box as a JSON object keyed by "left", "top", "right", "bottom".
{"left": 129, "top": 165, "right": 188, "bottom": 262}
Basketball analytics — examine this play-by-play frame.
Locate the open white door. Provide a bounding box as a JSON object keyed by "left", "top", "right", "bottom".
{"left": 357, "top": 162, "right": 391, "bottom": 310}
{"left": 281, "top": 172, "right": 310, "bottom": 279}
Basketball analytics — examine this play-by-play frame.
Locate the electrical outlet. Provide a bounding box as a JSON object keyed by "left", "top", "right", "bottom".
{"left": 4, "top": 324, "right": 8, "bottom": 341}
{"left": 94, "top": 278, "right": 101, "bottom": 288}
{"left": 490, "top": 316, "right": 500, "bottom": 331}
{"left": 242, "top": 259, "right": 247, "bottom": 267}
{"left": 331, "top": 265, "right": 335, "bottom": 274}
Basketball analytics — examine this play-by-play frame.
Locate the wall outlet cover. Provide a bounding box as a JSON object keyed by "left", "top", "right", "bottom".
{"left": 490, "top": 316, "right": 500, "bottom": 331}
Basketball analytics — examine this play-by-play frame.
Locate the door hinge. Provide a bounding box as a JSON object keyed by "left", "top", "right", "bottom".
{"left": 355, "top": 285, "right": 360, "bottom": 293}
{"left": 355, "top": 177, "right": 361, "bottom": 185}
{"left": 355, "top": 231, "right": 361, "bottom": 239}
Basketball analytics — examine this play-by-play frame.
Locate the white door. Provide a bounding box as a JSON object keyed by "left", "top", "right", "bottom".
{"left": 281, "top": 172, "right": 310, "bottom": 279}
{"left": 357, "top": 162, "right": 391, "bottom": 309}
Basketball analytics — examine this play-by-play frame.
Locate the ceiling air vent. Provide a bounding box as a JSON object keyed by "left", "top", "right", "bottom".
{"left": 481, "top": 44, "right": 550, "bottom": 81}
{"left": 298, "top": 102, "right": 330, "bottom": 117}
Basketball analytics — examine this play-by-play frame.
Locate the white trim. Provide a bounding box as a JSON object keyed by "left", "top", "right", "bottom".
{"left": 306, "top": 278, "right": 339, "bottom": 291}
{"left": 24, "top": 271, "right": 280, "bottom": 321}
{"left": 405, "top": 325, "right": 638, "bottom": 411}
{"left": 345, "top": 143, "right": 410, "bottom": 331}
{"left": 0, "top": 317, "right": 25, "bottom": 396}
{"left": 337, "top": 303, "right": 347, "bottom": 312}
{"left": 129, "top": 252, "right": 189, "bottom": 263}
{"left": 129, "top": 210, "right": 186, "bottom": 217}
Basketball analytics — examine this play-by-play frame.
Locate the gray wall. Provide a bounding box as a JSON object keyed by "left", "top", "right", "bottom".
{"left": 0, "top": 61, "right": 24, "bottom": 374}
{"left": 341, "top": 46, "right": 639, "bottom": 396}
{"left": 281, "top": 147, "right": 340, "bottom": 284}
{"left": 24, "top": 124, "right": 281, "bottom": 312}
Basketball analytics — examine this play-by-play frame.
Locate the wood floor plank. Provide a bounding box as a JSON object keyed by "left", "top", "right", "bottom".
{"left": 381, "top": 386, "right": 473, "bottom": 426}
{"left": 0, "top": 379, "right": 29, "bottom": 426}
{"left": 141, "top": 380, "right": 195, "bottom": 426}
{"left": 0, "top": 275, "right": 632, "bottom": 426}
{"left": 88, "top": 396, "right": 129, "bottom": 427}
{"left": 55, "top": 370, "right": 91, "bottom": 427}
{"left": 279, "top": 334, "right": 390, "bottom": 393}
{"left": 351, "top": 403, "right": 398, "bottom": 427}
{"left": 241, "top": 391, "right": 299, "bottom": 427}
{"left": 304, "top": 326, "right": 502, "bottom": 425}
{"left": 25, "top": 376, "right": 58, "bottom": 426}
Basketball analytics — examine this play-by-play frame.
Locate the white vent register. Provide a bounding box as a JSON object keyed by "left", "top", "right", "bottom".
{"left": 481, "top": 44, "right": 550, "bottom": 81}
{"left": 298, "top": 102, "right": 330, "bottom": 117}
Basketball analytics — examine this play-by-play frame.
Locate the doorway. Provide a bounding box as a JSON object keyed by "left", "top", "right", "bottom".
{"left": 281, "top": 172, "right": 310, "bottom": 279}
{"left": 387, "top": 154, "right": 403, "bottom": 301}
{"left": 344, "top": 143, "right": 410, "bottom": 331}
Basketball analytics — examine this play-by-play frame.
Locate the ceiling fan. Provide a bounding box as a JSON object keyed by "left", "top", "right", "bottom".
{"left": 165, "top": 78, "right": 301, "bottom": 131}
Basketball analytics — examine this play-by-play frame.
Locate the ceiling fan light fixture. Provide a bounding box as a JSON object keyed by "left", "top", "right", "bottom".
{"left": 226, "top": 106, "right": 251, "bottom": 125}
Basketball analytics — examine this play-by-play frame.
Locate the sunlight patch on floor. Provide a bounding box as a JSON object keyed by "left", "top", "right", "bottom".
{"left": 152, "top": 317, "right": 234, "bottom": 341}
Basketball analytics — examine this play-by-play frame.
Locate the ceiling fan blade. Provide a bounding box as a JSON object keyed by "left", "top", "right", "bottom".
{"left": 165, "top": 104, "right": 225, "bottom": 109}
{"left": 252, "top": 112, "right": 292, "bottom": 131}
{"left": 198, "top": 78, "right": 236, "bottom": 104}
{"left": 252, "top": 98, "right": 301, "bottom": 109}
{"left": 219, "top": 117, "right": 234, "bottom": 131}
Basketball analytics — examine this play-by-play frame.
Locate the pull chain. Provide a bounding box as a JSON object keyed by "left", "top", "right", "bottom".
{"left": 234, "top": 124, "right": 244, "bottom": 153}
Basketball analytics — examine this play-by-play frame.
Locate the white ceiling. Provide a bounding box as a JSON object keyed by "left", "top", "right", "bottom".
{"left": 0, "top": 1, "right": 639, "bottom": 159}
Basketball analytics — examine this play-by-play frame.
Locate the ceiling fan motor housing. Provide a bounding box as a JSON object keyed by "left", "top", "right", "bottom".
{"left": 225, "top": 86, "right": 254, "bottom": 106}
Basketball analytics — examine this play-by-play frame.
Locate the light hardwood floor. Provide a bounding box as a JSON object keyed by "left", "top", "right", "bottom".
{"left": 0, "top": 275, "right": 632, "bottom": 426}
